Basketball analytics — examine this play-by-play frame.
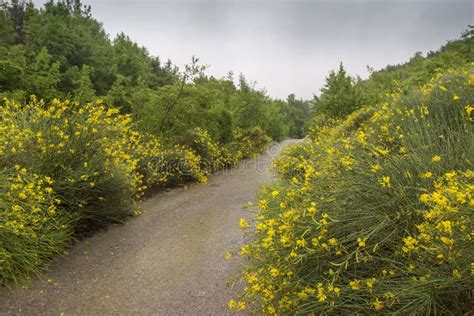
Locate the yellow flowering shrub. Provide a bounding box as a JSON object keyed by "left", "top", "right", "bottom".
{"left": 190, "top": 127, "right": 236, "bottom": 171}
{"left": 228, "top": 126, "right": 271, "bottom": 160}
{"left": 0, "top": 97, "right": 145, "bottom": 232}
{"left": 230, "top": 66, "right": 473, "bottom": 314}
{"left": 0, "top": 169, "right": 71, "bottom": 285}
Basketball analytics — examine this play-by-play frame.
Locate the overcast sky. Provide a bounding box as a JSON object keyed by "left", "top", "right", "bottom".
{"left": 32, "top": 0, "right": 473, "bottom": 99}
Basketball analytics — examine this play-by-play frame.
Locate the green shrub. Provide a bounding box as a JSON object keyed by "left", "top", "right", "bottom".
{"left": 228, "top": 126, "right": 271, "bottom": 160}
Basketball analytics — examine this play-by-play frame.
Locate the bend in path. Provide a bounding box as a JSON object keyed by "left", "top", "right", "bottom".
{"left": 0, "top": 139, "right": 301, "bottom": 315}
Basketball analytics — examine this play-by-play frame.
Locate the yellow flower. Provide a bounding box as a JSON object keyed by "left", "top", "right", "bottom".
{"left": 237, "top": 301, "right": 246, "bottom": 311}
{"left": 466, "top": 104, "right": 473, "bottom": 116}
{"left": 228, "top": 299, "right": 237, "bottom": 309}
{"left": 440, "top": 236, "right": 454, "bottom": 246}
{"left": 349, "top": 279, "right": 361, "bottom": 290}
{"left": 379, "top": 176, "right": 391, "bottom": 188}
{"left": 371, "top": 164, "right": 381, "bottom": 173}
{"left": 357, "top": 237, "right": 367, "bottom": 247}
{"left": 239, "top": 245, "right": 249, "bottom": 255}
{"left": 270, "top": 268, "right": 279, "bottom": 277}
{"left": 432, "top": 155, "right": 441, "bottom": 162}
{"left": 420, "top": 172, "right": 433, "bottom": 178}
{"left": 402, "top": 236, "right": 418, "bottom": 253}
{"left": 452, "top": 94, "right": 460, "bottom": 100}
{"left": 239, "top": 218, "right": 251, "bottom": 229}
{"left": 420, "top": 194, "right": 430, "bottom": 203}
{"left": 224, "top": 251, "right": 233, "bottom": 260}
{"left": 373, "top": 298, "right": 384, "bottom": 311}
{"left": 452, "top": 269, "right": 461, "bottom": 279}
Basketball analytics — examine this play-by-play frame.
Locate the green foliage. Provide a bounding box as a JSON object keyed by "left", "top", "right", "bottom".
{"left": 285, "top": 94, "right": 311, "bottom": 138}
{"left": 359, "top": 27, "right": 473, "bottom": 105}
{"left": 72, "top": 65, "right": 96, "bottom": 103}
{"left": 0, "top": 0, "right": 176, "bottom": 103}
{"left": 27, "top": 47, "right": 61, "bottom": 99}
{"left": 312, "top": 63, "right": 364, "bottom": 118}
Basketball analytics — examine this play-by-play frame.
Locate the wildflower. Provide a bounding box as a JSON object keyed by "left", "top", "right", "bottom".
{"left": 436, "top": 220, "right": 453, "bottom": 234}
{"left": 239, "top": 245, "right": 250, "bottom": 255}
{"left": 316, "top": 287, "right": 327, "bottom": 302}
{"left": 296, "top": 239, "right": 307, "bottom": 247}
{"left": 239, "top": 218, "right": 251, "bottom": 229}
{"left": 452, "top": 269, "right": 461, "bottom": 279}
{"left": 307, "top": 203, "right": 317, "bottom": 216}
{"left": 373, "top": 298, "right": 384, "bottom": 311}
{"left": 228, "top": 299, "right": 237, "bottom": 309}
{"left": 440, "top": 236, "right": 454, "bottom": 246}
{"left": 379, "top": 176, "right": 391, "bottom": 188}
{"left": 402, "top": 236, "right": 418, "bottom": 253}
{"left": 421, "top": 172, "right": 433, "bottom": 178}
{"left": 452, "top": 94, "right": 460, "bottom": 100}
{"left": 371, "top": 164, "right": 381, "bottom": 173}
{"left": 237, "top": 301, "right": 246, "bottom": 311}
{"left": 432, "top": 155, "right": 441, "bottom": 162}
{"left": 466, "top": 104, "right": 473, "bottom": 116}
{"left": 270, "top": 268, "right": 279, "bottom": 277}
{"left": 366, "top": 278, "right": 376, "bottom": 290}
{"left": 259, "top": 199, "right": 268, "bottom": 209}
{"left": 224, "top": 251, "right": 233, "bottom": 260}
{"left": 420, "top": 194, "right": 430, "bottom": 203}
{"left": 357, "top": 237, "right": 367, "bottom": 247}
{"left": 349, "top": 279, "right": 361, "bottom": 291}
{"left": 271, "top": 190, "right": 279, "bottom": 198}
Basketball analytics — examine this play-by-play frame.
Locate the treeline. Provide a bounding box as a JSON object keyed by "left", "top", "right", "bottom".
{"left": 311, "top": 27, "right": 473, "bottom": 118}
{"left": 0, "top": 0, "right": 310, "bottom": 141}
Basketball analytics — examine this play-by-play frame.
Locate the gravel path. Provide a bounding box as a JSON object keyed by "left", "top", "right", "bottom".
{"left": 0, "top": 140, "right": 300, "bottom": 315}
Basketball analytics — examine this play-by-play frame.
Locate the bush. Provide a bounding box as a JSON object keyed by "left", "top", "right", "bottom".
{"left": 228, "top": 126, "right": 271, "bottom": 160}
{"left": 141, "top": 143, "right": 208, "bottom": 188}
{"left": 0, "top": 98, "right": 145, "bottom": 233}
{"left": 230, "top": 66, "right": 473, "bottom": 314}
{"left": 186, "top": 127, "right": 235, "bottom": 172}
{"left": 0, "top": 169, "right": 72, "bottom": 285}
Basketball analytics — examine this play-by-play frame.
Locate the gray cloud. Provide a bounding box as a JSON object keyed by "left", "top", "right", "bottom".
{"left": 32, "top": 0, "right": 473, "bottom": 99}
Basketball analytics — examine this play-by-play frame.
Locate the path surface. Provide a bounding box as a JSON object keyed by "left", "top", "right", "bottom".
{"left": 0, "top": 140, "right": 300, "bottom": 315}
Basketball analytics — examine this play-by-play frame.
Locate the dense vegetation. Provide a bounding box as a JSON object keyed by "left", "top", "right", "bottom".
{"left": 0, "top": 0, "right": 311, "bottom": 285}
{"left": 230, "top": 31, "right": 473, "bottom": 314}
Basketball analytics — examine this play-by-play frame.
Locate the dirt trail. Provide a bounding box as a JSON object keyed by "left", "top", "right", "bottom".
{"left": 0, "top": 140, "right": 300, "bottom": 315}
